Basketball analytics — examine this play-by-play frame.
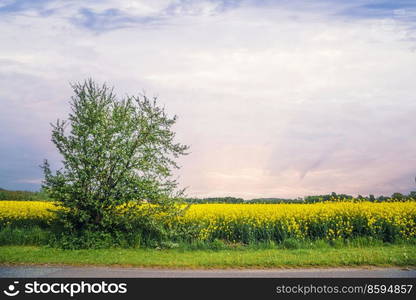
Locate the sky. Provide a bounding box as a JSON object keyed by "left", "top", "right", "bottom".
{"left": 0, "top": 0, "right": 415, "bottom": 199}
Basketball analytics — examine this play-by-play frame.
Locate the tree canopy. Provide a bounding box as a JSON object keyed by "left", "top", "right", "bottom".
{"left": 42, "top": 79, "right": 188, "bottom": 236}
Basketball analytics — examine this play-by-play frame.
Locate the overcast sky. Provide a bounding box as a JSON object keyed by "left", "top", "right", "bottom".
{"left": 0, "top": 0, "right": 415, "bottom": 199}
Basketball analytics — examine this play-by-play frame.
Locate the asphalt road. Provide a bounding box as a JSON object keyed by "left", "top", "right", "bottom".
{"left": 1, "top": 266, "right": 415, "bottom": 278}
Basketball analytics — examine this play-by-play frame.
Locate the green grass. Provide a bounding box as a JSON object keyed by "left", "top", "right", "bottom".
{"left": 0, "top": 226, "right": 53, "bottom": 245}
{"left": 1, "top": 226, "right": 415, "bottom": 268}
{"left": 0, "top": 244, "right": 415, "bottom": 268}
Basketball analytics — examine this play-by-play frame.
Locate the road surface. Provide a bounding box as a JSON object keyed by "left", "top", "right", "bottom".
{"left": 0, "top": 266, "right": 415, "bottom": 278}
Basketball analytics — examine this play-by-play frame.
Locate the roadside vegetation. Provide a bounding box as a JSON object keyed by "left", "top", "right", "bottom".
{"left": 0, "top": 200, "right": 415, "bottom": 249}
{"left": 1, "top": 240, "right": 415, "bottom": 268}
{"left": 0, "top": 79, "right": 415, "bottom": 268}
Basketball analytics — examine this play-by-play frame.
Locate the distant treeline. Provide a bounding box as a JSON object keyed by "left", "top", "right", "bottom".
{"left": 184, "top": 192, "right": 416, "bottom": 204}
{"left": 0, "top": 188, "right": 51, "bottom": 201}
{"left": 303, "top": 192, "right": 416, "bottom": 203}
{"left": 1, "top": 188, "right": 415, "bottom": 203}
{"left": 184, "top": 197, "right": 304, "bottom": 204}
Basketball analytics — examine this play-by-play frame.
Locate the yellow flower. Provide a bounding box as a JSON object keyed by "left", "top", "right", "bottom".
{"left": 1, "top": 200, "right": 415, "bottom": 241}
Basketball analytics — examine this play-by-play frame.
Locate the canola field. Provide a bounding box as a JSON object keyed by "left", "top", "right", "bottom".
{"left": 1, "top": 201, "right": 415, "bottom": 243}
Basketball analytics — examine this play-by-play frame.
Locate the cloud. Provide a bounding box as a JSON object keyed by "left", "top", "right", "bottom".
{"left": 0, "top": 0, "right": 243, "bottom": 32}
{"left": 0, "top": 0, "right": 415, "bottom": 197}
{"left": 16, "top": 178, "right": 43, "bottom": 185}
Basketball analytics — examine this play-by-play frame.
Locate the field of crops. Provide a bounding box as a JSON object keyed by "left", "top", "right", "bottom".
{"left": 0, "top": 201, "right": 57, "bottom": 227}
{"left": 1, "top": 201, "right": 415, "bottom": 243}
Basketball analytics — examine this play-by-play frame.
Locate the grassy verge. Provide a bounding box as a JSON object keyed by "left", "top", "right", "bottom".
{"left": 0, "top": 226, "right": 53, "bottom": 246}
{"left": 0, "top": 244, "right": 415, "bottom": 268}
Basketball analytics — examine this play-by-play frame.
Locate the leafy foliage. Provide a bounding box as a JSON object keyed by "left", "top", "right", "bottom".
{"left": 41, "top": 79, "right": 188, "bottom": 242}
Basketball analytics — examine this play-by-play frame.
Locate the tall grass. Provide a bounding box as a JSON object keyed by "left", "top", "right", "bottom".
{"left": 0, "top": 226, "right": 53, "bottom": 246}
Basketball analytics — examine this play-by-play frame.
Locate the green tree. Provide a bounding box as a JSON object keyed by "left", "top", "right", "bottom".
{"left": 42, "top": 79, "right": 188, "bottom": 245}
{"left": 391, "top": 192, "right": 404, "bottom": 201}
